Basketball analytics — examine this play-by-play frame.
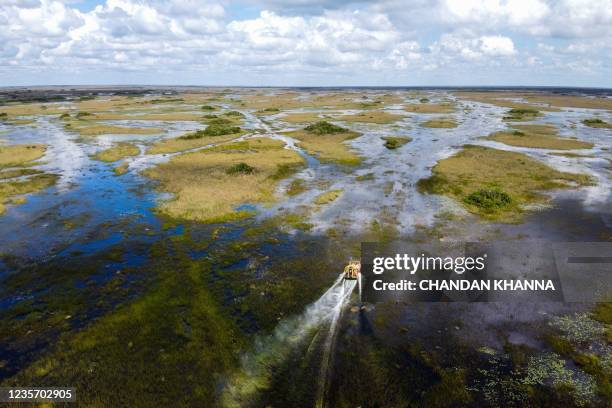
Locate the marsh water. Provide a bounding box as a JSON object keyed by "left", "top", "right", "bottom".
{"left": 0, "top": 89, "right": 610, "bottom": 407}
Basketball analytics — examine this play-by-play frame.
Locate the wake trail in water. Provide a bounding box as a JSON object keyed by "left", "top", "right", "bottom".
{"left": 222, "top": 273, "right": 355, "bottom": 407}
{"left": 316, "top": 279, "right": 356, "bottom": 408}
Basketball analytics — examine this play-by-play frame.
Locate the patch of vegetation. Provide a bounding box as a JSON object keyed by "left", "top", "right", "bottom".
{"left": 276, "top": 212, "right": 313, "bottom": 231}
{"left": 149, "top": 133, "right": 242, "bottom": 154}
{"left": 0, "top": 112, "right": 7, "bottom": 120}
{"left": 417, "top": 145, "right": 593, "bottom": 221}
{"left": 146, "top": 98, "right": 183, "bottom": 104}
{"left": 423, "top": 368, "right": 472, "bottom": 407}
{"left": 64, "top": 120, "right": 162, "bottom": 136}
{"left": 226, "top": 162, "right": 255, "bottom": 175}
{"left": 91, "top": 112, "right": 203, "bottom": 121}
{"left": 224, "top": 111, "right": 245, "bottom": 118}
{"left": 202, "top": 124, "right": 241, "bottom": 137}
{"left": 92, "top": 143, "right": 140, "bottom": 163}
{"left": 59, "top": 113, "right": 71, "bottom": 120}
{"left": 270, "top": 163, "right": 301, "bottom": 180}
{"left": 304, "top": 121, "right": 346, "bottom": 135}
{"left": 487, "top": 124, "right": 594, "bottom": 150}
{"left": 464, "top": 189, "right": 512, "bottom": 210}
{"left": 113, "top": 162, "right": 129, "bottom": 176}
{"left": 0, "top": 173, "right": 58, "bottom": 214}
{"left": 421, "top": 119, "right": 457, "bottom": 128}
{"left": 314, "top": 189, "right": 342, "bottom": 205}
{"left": 333, "top": 111, "right": 403, "bottom": 124}
{"left": 2, "top": 244, "right": 245, "bottom": 407}
{"left": 404, "top": 103, "right": 455, "bottom": 114}
{"left": 420, "top": 98, "right": 430, "bottom": 103}
{"left": 0, "top": 144, "right": 46, "bottom": 169}
{"left": 583, "top": 118, "right": 612, "bottom": 129}
{"left": 382, "top": 136, "right": 411, "bottom": 149}
{"left": 0, "top": 168, "right": 42, "bottom": 180}
{"left": 201, "top": 105, "right": 216, "bottom": 110}
{"left": 144, "top": 138, "right": 304, "bottom": 222}
{"left": 254, "top": 107, "right": 281, "bottom": 116}
{"left": 284, "top": 125, "right": 361, "bottom": 166}
{"left": 503, "top": 108, "right": 541, "bottom": 121}
{"left": 356, "top": 173, "right": 375, "bottom": 182}
{"left": 591, "top": 303, "right": 612, "bottom": 342}
{"left": 205, "top": 117, "right": 232, "bottom": 125}
{"left": 286, "top": 179, "right": 306, "bottom": 196}
{"left": 279, "top": 112, "right": 326, "bottom": 123}
{"left": 75, "top": 111, "right": 94, "bottom": 119}
{"left": 549, "top": 152, "right": 594, "bottom": 158}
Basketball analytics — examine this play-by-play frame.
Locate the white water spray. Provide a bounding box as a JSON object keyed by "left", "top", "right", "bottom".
{"left": 222, "top": 274, "right": 356, "bottom": 407}
{"left": 315, "top": 279, "right": 356, "bottom": 408}
{"left": 358, "top": 272, "right": 362, "bottom": 304}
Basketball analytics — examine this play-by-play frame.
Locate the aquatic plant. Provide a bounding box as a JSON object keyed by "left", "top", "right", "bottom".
{"left": 314, "top": 189, "right": 342, "bottom": 205}
{"left": 304, "top": 121, "right": 346, "bottom": 135}
{"left": 286, "top": 179, "right": 306, "bottom": 196}
{"left": 524, "top": 353, "right": 596, "bottom": 406}
{"left": 382, "top": 136, "right": 411, "bottom": 149}
{"left": 59, "top": 113, "right": 71, "bottom": 120}
{"left": 75, "top": 111, "right": 94, "bottom": 119}
{"left": 0, "top": 112, "right": 8, "bottom": 120}
{"left": 582, "top": 118, "right": 612, "bottom": 129}
{"left": 270, "top": 163, "right": 301, "bottom": 180}
{"left": 464, "top": 189, "right": 512, "bottom": 210}
{"left": 226, "top": 162, "right": 255, "bottom": 175}
{"left": 201, "top": 105, "right": 216, "bottom": 110}
{"left": 550, "top": 313, "right": 606, "bottom": 343}
{"left": 224, "top": 111, "right": 245, "bottom": 118}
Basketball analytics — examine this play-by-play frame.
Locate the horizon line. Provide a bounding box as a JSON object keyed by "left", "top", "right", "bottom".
{"left": 1, "top": 84, "right": 612, "bottom": 91}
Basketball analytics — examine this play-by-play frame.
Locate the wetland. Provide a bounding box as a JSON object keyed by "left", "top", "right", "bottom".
{"left": 0, "top": 87, "right": 610, "bottom": 407}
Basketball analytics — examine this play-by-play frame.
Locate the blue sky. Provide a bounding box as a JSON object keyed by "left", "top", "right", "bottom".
{"left": 1, "top": 0, "right": 611, "bottom": 87}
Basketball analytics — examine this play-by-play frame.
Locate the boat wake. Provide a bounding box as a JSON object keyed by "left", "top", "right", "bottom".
{"left": 222, "top": 274, "right": 356, "bottom": 407}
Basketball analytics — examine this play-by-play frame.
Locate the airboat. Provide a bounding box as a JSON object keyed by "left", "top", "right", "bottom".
{"left": 343, "top": 260, "right": 361, "bottom": 280}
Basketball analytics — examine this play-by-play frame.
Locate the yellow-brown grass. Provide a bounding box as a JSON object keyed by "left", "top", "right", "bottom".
{"left": 93, "top": 143, "right": 140, "bottom": 162}
{"left": 421, "top": 119, "right": 458, "bottom": 128}
{"left": 487, "top": 124, "right": 594, "bottom": 150}
{"left": 279, "top": 112, "right": 333, "bottom": 123}
{"left": 314, "top": 189, "right": 343, "bottom": 205}
{"left": 0, "top": 174, "right": 57, "bottom": 214}
{"left": 0, "top": 103, "right": 67, "bottom": 116}
{"left": 404, "top": 103, "right": 455, "bottom": 114}
{"left": 0, "top": 144, "right": 46, "bottom": 168}
{"left": 144, "top": 138, "right": 305, "bottom": 222}
{"left": 233, "top": 92, "right": 379, "bottom": 110}
{"left": 418, "top": 145, "right": 593, "bottom": 222}
{"left": 75, "top": 124, "right": 162, "bottom": 136}
{"left": 147, "top": 133, "right": 244, "bottom": 155}
{"left": 283, "top": 129, "right": 361, "bottom": 165}
{"left": 332, "top": 111, "right": 404, "bottom": 124}
{"left": 91, "top": 113, "right": 202, "bottom": 121}
{"left": 453, "top": 91, "right": 612, "bottom": 111}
